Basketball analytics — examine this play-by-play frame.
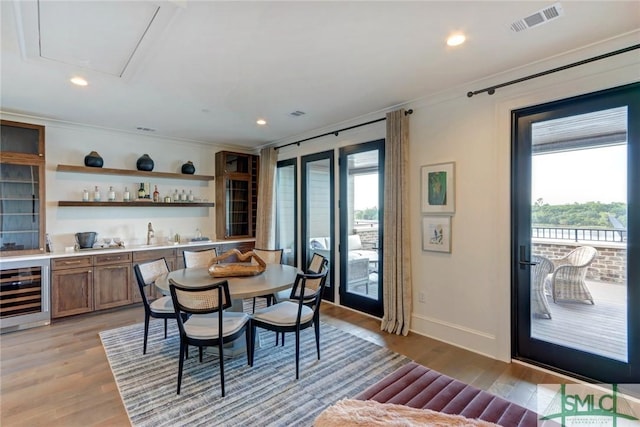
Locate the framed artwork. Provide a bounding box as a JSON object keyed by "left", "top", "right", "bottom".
{"left": 421, "top": 162, "right": 455, "bottom": 214}
{"left": 422, "top": 215, "right": 452, "bottom": 253}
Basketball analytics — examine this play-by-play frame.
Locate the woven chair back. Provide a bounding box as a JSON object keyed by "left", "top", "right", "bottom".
{"left": 169, "top": 279, "right": 231, "bottom": 315}
{"left": 252, "top": 248, "right": 283, "bottom": 264}
{"left": 183, "top": 248, "right": 218, "bottom": 268}
{"left": 136, "top": 258, "right": 169, "bottom": 287}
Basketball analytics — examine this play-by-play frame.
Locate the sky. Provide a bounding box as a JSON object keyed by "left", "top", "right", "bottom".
{"left": 532, "top": 145, "right": 627, "bottom": 205}
{"left": 354, "top": 174, "right": 378, "bottom": 210}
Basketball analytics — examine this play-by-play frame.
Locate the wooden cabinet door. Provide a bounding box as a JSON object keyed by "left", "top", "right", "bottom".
{"left": 51, "top": 267, "right": 93, "bottom": 318}
{"left": 94, "top": 264, "right": 132, "bottom": 310}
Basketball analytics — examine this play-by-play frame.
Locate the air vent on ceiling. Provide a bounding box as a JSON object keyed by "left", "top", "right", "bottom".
{"left": 510, "top": 3, "right": 564, "bottom": 32}
{"left": 290, "top": 110, "right": 306, "bottom": 117}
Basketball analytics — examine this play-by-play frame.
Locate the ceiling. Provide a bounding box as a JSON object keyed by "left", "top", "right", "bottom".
{"left": 1, "top": 1, "right": 639, "bottom": 150}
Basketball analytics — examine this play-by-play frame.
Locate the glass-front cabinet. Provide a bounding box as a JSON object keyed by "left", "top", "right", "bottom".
{"left": 215, "top": 151, "right": 259, "bottom": 239}
{"left": 0, "top": 120, "right": 46, "bottom": 255}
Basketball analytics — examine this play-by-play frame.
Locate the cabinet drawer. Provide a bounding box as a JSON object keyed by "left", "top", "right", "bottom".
{"left": 52, "top": 256, "right": 93, "bottom": 270}
{"left": 94, "top": 252, "right": 132, "bottom": 265}
{"left": 133, "top": 249, "right": 177, "bottom": 262}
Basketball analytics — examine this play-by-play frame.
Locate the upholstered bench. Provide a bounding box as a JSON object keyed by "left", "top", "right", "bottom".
{"left": 353, "top": 362, "right": 538, "bottom": 427}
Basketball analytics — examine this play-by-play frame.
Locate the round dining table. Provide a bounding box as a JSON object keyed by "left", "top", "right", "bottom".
{"left": 155, "top": 263, "right": 300, "bottom": 311}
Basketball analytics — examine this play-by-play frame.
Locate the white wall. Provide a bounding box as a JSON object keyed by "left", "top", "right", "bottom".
{"left": 0, "top": 114, "right": 252, "bottom": 250}
{"left": 276, "top": 33, "right": 640, "bottom": 361}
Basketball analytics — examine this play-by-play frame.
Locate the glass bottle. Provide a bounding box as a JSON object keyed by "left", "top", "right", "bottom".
{"left": 153, "top": 185, "right": 160, "bottom": 203}
{"left": 108, "top": 186, "right": 116, "bottom": 201}
{"left": 188, "top": 190, "right": 194, "bottom": 202}
{"left": 138, "top": 183, "right": 146, "bottom": 199}
{"left": 93, "top": 186, "right": 101, "bottom": 201}
{"left": 173, "top": 189, "right": 179, "bottom": 202}
{"left": 123, "top": 186, "right": 130, "bottom": 202}
{"left": 82, "top": 188, "right": 89, "bottom": 202}
{"left": 180, "top": 189, "right": 187, "bottom": 201}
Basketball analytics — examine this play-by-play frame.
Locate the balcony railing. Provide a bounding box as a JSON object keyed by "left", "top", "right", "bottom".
{"left": 532, "top": 226, "right": 626, "bottom": 243}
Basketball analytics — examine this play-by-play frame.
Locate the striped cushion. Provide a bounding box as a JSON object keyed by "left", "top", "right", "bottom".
{"left": 355, "top": 362, "right": 537, "bottom": 427}
{"left": 252, "top": 301, "right": 314, "bottom": 326}
{"left": 184, "top": 312, "right": 249, "bottom": 339}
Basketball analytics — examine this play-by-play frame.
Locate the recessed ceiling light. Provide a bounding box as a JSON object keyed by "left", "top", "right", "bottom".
{"left": 70, "top": 76, "right": 88, "bottom": 86}
{"left": 256, "top": 119, "right": 267, "bottom": 126}
{"left": 446, "top": 34, "right": 466, "bottom": 47}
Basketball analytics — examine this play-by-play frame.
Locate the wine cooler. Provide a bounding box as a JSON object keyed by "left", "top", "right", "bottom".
{"left": 0, "top": 257, "right": 50, "bottom": 333}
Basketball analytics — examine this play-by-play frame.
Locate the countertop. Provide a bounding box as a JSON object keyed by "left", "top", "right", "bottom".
{"left": 0, "top": 238, "right": 256, "bottom": 264}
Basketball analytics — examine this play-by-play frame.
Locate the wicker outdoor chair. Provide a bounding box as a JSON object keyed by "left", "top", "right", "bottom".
{"left": 544, "top": 246, "right": 598, "bottom": 304}
{"left": 531, "top": 255, "right": 554, "bottom": 319}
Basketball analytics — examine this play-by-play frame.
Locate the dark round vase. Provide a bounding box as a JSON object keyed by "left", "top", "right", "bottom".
{"left": 181, "top": 161, "right": 195, "bottom": 174}
{"left": 84, "top": 151, "right": 104, "bottom": 168}
{"left": 136, "top": 154, "right": 154, "bottom": 171}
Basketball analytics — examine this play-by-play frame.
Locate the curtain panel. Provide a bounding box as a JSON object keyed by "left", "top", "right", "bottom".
{"left": 255, "top": 146, "right": 277, "bottom": 249}
{"left": 381, "top": 108, "right": 412, "bottom": 335}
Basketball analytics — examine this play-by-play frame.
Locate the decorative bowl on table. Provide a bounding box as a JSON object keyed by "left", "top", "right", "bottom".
{"left": 208, "top": 249, "right": 266, "bottom": 277}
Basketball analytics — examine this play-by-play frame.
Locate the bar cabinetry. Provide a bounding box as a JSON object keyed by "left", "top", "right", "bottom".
{"left": 51, "top": 256, "right": 94, "bottom": 318}
{"left": 51, "top": 252, "right": 132, "bottom": 318}
{"left": 0, "top": 120, "right": 46, "bottom": 255}
{"left": 49, "top": 241, "right": 255, "bottom": 319}
{"left": 94, "top": 252, "right": 132, "bottom": 310}
{"left": 215, "top": 151, "right": 259, "bottom": 239}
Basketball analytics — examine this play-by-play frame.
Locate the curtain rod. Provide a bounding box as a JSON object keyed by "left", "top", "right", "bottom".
{"left": 467, "top": 44, "right": 640, "bottom": 98}
{"left": 274, "top": 109, "right": 413, "bottom": 150}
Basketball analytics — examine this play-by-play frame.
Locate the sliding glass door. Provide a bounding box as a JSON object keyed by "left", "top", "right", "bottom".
{"left": 301, "top": 150, "right": 334, "bottom": 301}
{"left": 339, "top": 140, "right": 384, "bottom": 317}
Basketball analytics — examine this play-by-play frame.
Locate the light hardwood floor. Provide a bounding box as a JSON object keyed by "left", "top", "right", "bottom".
{"left": 1, "top": 303, "right": 567, "bottom": 427}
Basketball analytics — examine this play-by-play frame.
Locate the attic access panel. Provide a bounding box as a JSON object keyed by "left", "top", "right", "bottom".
{"left": 38, "top": 1, "right": 159, "bottom": 77}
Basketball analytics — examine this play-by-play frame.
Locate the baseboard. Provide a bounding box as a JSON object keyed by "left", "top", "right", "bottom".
{"left": 410, "top": 314, "right": 501, "bottom": 361}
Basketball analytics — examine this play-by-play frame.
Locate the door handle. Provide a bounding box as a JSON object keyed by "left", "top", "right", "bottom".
{"left": 518, "top": 246, "right": 538, "bottom": 267}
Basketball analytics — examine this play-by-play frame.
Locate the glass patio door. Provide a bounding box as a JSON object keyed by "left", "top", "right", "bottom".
{"left": 512, "top": 83, "right": 639, "bottom": 383}
{"left": 301, "top": 150, "right": 334, "bottom": 301}
{"left": 275, "top": 159, "right": 297, "bottom": 267}
{"left": 339, "top": 140, "right": 384, "bottom": 317}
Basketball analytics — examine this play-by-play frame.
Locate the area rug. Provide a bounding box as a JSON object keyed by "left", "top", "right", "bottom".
{"left": 99, "top": 320, "right": 409, "bottom": 427}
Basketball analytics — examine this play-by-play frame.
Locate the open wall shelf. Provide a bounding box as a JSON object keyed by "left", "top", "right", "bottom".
{"left": 56, "top": 164, "right": 215, "bottom": 181}
{"left": 58, "top": 201, "right": 214, "bottom": 207}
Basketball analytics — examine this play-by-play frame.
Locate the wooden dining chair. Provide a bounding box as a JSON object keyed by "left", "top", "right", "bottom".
{"left": 169, "top": 279, "right": 251, "bottom": 397}
{"left": 250, "top": 248, "right": 284, "bottom": 313}
{"left": 183, "top": 248, "right": 218, "bottom": 268}
{"left": 307, "top": 252, "right": 327, "bottom": 274}
{"left": 133, "top": 258, "right": 182, "bottom": 354}
{"left": 250, "top": 266, "right": 329, "bottom": 379}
